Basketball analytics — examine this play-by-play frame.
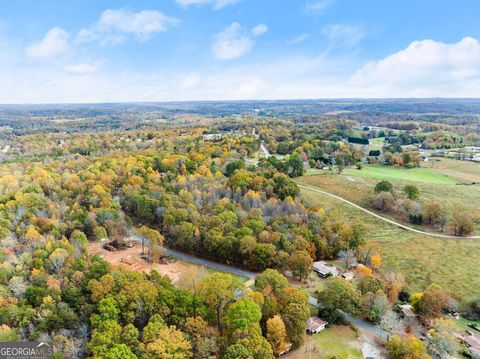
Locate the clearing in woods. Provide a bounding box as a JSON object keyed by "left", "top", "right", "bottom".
{"left": 87, "top": 241, "right": 243, "bottom": 291}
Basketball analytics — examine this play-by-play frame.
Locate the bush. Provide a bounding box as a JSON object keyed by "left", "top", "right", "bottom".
{"left": 463, "top": 297, "right": 480, "bottom": 321}
{"left": 374, "top": 180, "right": 393, "bottom": 193}
{"left": 318, "top": 308, "right": 347, "bottom": 325}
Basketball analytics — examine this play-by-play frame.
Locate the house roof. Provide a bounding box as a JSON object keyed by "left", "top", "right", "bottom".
{"left": 313, "top": 261, "right": 338, "bottom": 276}
{"left": 306, "top": 316, "right": 328, "bottom": 332}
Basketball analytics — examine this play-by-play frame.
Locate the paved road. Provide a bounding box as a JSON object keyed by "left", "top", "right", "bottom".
{"left": 163, "top": 247, "right": 256, "bottom": 279}
{"left": 163, "top": 247, "right": 388, "bottom": 339}
{"left": 298, "top": 183, "right": 480, "bottom": 240}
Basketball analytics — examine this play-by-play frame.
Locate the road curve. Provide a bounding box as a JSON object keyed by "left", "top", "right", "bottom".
{"left": 297, "top": 183, "right": 480, "bottom": 240}
{"left": 163, "top": 247, "right": 388, "bottom": 339}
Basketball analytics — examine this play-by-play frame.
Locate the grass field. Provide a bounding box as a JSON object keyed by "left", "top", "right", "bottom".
{"left": 299, "top": 162, "right": 480, "bottom": 234}
{"left": 299, "top": 187, "right": 480, "bottom": 300}
{"left": 343, "top": 164, "right": 458, "bottom": 184}
{"left": 424, "top": 157, "right": 480, "bottom": 183}
{"left": 286, "top": 326, "right": 362, "bottom": 359}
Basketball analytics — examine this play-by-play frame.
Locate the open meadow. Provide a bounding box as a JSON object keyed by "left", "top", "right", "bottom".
{"left": 301, "top": 161, "right": 480, "bottom": 234}
{"left": 299, "top": 186, "right": 480, "bottom": 300}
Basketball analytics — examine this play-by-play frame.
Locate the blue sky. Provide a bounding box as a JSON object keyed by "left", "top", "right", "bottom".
{"left": 1, "top": 0, "right": 480, "bottom": 103}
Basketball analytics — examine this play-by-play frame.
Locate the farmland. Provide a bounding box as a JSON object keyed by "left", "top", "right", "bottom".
{"left": 299, "top": 162, "right": 480, "bottom": 234}
{"left": 299, "top": 186, "right": 480, "bottom": 299}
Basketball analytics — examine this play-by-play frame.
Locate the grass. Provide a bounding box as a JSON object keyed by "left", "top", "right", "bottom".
{"left": 343, "top": 164, "right": 458, "bottom": 184}
{"left": 286, "top": 326, "right": 362, "bottom": 359}
{"left": 299, "top": 164, "right": 480, "bottom": 234}
{"left": 424, "top": 157, "right": 480, "bottom": 183}
{"left": 369, "top": 137, "right": 386, "bottom": 144}
{"left": 299, "top": 187, "right": 480, "bottom": 300}
{"left": 452, "top": 316, "right": 480, "bottom": 334}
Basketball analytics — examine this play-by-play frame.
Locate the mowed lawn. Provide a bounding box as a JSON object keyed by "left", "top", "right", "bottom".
{"left": 286, "top": 326, "right": 362, "bottom": 359}
{"left": 342, "top": 164, "right": 458, "bottom": 184}
{"left": 299, "top": 187, "right": 480, "bottom": 300}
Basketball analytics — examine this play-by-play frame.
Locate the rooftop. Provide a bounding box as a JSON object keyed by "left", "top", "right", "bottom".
{"left": 306, "top": 316, "right": 328, "bottom": 332}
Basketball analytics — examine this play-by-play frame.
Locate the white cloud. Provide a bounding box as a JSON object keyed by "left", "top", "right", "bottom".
{"left": 305, "top": 0, "right": 335, "bottom": 13}
{"left": 287, "top": 33, "right": 310, "bottom": 44}
{"left": 76, "top": 9, "right": 179, "bottom": 44}
{"left": 251, "top": 23, "right": 268, "bottom": 36}
{"left": 175, "top": 0, "right": 240, "bottom": 10}
{"left": 64, "top": 63, "right": 98, "bottom": 74}
{"left": 234, "top": 78, "right": 267, "bottom": 99}
{"left": 7, "top": 31, "right": 480, "bottom": 103}
{"left": 322, "top": 24, "right": 365, "bottom": 47}
{"left": 212, "top": 23, "right": 267, "bottom": 60}
{"left": 181, "top": 73, "right": 201, "bottom": 88}
{"left": 351, "top": 37, "right": 480, "bottom": 97}
{"left": 26, "top": 27, "right": 70, "bottom": 59}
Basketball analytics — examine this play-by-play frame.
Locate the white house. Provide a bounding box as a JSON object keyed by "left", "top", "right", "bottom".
{"left": 306, "top": 316, "right": 328, "bottom": 334}
{"left": 313, "top": 261, "right": 338, "bottom": 278}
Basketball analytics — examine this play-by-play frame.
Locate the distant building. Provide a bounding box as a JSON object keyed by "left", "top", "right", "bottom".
{"left": 306, "top": 316, "right": 328, "bottom": 334}
{"left": 313, "top": 261, "right": 338, "bottom": 278}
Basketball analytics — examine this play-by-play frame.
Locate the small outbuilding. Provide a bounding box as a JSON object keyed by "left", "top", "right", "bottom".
{"left": 306, "top": 316, "right": 328, "bottom": 335}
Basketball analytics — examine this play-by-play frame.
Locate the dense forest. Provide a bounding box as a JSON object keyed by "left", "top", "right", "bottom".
{"left": 0, "top": 104, "right": 478, "bottom": 358}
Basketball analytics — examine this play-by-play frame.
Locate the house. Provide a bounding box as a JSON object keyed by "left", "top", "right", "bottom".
{"left": 306, "top": 316, "right": 328, "bottom": 334}
{"left": 342, "top": 272, "right": 355, "bottom": 281}
{"left": 313, "top": 261, "right": 338, "bottom": 278}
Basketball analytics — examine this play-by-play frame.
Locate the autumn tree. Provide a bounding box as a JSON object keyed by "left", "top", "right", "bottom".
{"left": 288, "top": 250, "right": 313, "bottom": 282}
{"left": 384, "top": 272, "right": 405, "bottom": 303}
{"left": 318, "top": 277, "right": 361, "bottom": 315}
{"left": 422, "top": 202, "right": 448, "bottom": 231}
{"left": 266, "top": 315, "right": 289, "bottom": 356}
{"left": 226, "top": 299, "right": 262, "bottom": 337}
{"left": 403, "top": 184, "right": 420, "bottom": 200}
{"left": 358, "top": 275, "right": 385, "bottom": 295}
{"left": 278, "top": 287, "right": 309, "bottom": 348}
{"left": 387, "top": 335, "right": 430, "bottom": 359}
{"left": 450, "top": 210, "right": 475, "bottom": 236}
{"left": 145, "top": 326, "right": 192, "bottom": 359}
{"left": 416, "top": 285, "right": 450, "bottom": 322}
{"left": 198, "top": 273, "right": 242, "bottom": 331}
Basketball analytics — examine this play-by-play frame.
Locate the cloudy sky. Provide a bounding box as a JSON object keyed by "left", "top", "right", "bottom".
{"left": 1, "top": 0, "right": 480, "bottom": 103}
